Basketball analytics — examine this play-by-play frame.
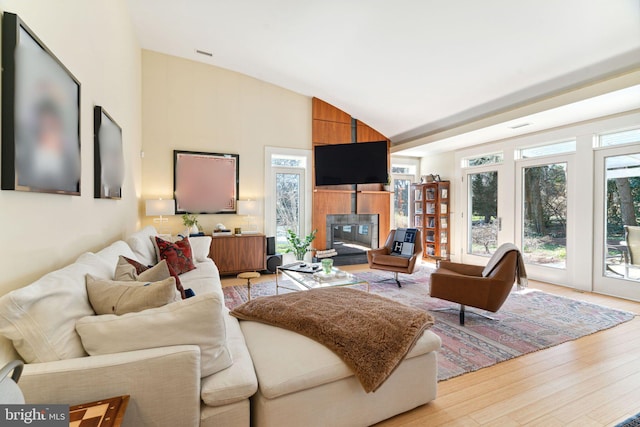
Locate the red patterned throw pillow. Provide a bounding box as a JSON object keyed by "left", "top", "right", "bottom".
{"left": 122, "top": 256, "right": 187, "bottom": 300}
{"left": 154, "top": 237, "right": 196, "bottom": 276}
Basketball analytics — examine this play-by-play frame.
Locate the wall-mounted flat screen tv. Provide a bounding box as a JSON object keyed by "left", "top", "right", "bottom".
{"left": 174, "top": 150, "right": 239, "bottom": 214}
{"left": 315, "top": 141, "right": 388, "bottom": 186}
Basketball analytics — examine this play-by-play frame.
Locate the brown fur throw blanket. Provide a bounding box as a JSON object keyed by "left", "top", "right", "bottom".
{"left": 230, "top": 287, "right": 434, "bottom": 392}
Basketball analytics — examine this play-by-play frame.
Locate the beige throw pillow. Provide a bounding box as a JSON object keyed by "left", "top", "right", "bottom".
{"left": 114, "top": 257, "right": 171, "bottom": 282}
{"left": 86, "top": 275, "right": 180, "bottom": 315}
{"left": 76, "top": 293, "right": 233, "bottom": 377}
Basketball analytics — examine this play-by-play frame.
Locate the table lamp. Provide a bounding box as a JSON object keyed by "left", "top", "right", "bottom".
{"left": 237, "top": 199, "right": 260, "bottom": 234}
{"left": 145, "top": 199, "right": 175, "bottom": 233}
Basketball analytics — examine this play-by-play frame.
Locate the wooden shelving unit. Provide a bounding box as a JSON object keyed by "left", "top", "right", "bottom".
{"left": 411, "top": 181, "right": 450, "bottom": 261}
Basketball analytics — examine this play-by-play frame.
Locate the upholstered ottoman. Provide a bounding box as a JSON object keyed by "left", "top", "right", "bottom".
{"left": 239, "top": 321, "right": 441, "bottom": 427}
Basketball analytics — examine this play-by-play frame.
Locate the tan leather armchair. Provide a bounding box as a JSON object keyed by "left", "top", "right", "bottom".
{"left": 367, "top": 229, "right": 422, "bottom": 287}
{"left": 430, "top": 251, "right": 518, "bottom": 325}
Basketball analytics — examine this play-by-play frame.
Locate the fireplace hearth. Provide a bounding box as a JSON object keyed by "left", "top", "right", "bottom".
{"left": 325, "top": 214, "right": 379, "bottom": 266}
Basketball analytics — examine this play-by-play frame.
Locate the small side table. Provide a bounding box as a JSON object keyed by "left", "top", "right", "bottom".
{"left": 237, "top": 272, "right": 261, "bottom": 301}
{"left": 70, "top": 395, "right": 129, "bottom": 427}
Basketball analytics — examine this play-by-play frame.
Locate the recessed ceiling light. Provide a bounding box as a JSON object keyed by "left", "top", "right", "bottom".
{"left": 195, "top": 49, "right": 213, "bottom": 57}
{"left": 509, "top": 123, "right": 531, "bottom": 129}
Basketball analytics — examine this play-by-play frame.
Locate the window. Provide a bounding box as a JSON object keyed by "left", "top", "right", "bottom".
{"left": 391, "top": 165, "right": 416, "bottom": 175}
{"left": 599, "top": 128, "right": 640, "bottom": 147}
{"left": 462, "top": 153, "right": 503, "bottom": 168}
{"left": 518, "top": 140, "right": 576, "bottom": 159}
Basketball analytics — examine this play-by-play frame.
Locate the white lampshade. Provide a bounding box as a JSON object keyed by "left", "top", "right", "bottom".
{"left": 145, "top": 199, "right": 175, "bottom": 217}
{"left": 237, "top": 200, "right": 259, "bottom": 216}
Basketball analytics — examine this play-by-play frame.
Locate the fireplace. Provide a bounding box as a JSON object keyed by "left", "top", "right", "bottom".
{"left": 326, "top": 214, "right": 379, "bottom": 266}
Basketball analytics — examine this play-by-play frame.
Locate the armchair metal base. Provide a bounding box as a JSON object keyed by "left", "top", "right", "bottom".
{"left": 377, "top": 271, "right": 402, "bottom": 288}
{"left": 431, "top": 304, "right": 497, "bottom": 325}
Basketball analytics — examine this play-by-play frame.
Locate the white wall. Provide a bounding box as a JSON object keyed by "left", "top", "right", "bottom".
{"left": 0, "top": 0, "right": 142, "bottom": 294}
{"left": 140, "top": 50, "right": 312, "bottom": 234}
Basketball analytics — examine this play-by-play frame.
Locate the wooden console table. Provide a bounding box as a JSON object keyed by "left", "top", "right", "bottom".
{"left": 209, "top": 234, "right": 266, "bottom": 275}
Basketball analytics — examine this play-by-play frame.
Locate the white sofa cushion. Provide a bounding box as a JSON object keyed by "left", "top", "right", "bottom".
{"left": 180, "top": 260, "right": 224, "bottom": 300}
{"left": 0, "top": 261, "right": 102, "bottom": 363}
{"left": 76, "top": 293, "right": 232, "bottom": 377}
{"left": 239, "top": 320, "right": 441, "bottom": 399}
{"left": 126, "top": 226, "right": 158, "bottom": 266}
{"left": 200, "top": 310, "right": 258, "bottom": 407}
{"left": 75, "top": 252, "right": 114, "bottom": 280}
{"left": 94, "top": 241, "right": 138, "bottom": 277}
{"left": 189, "top": 236, "right": 212, "bottom": 263}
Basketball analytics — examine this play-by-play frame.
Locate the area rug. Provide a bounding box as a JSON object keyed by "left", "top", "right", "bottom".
{"left": 222, "top": 267, "right": 636, "bottom": 381}
{"left": 617, "top": 413, "right": 640, "bottom": 427}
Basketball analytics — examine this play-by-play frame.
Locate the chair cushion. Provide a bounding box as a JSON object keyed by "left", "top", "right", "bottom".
{"left": 372, "top": 254, "right": 410, "bottom": 268}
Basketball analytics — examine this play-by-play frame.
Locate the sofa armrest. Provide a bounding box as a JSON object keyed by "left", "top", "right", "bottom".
{"left": 21, "top": 345, "right": 202, "bottom": 427}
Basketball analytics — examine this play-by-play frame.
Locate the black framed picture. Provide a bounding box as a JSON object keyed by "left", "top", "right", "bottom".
{"left": 174, "top": 150, "right": 239, "bottom": 214}
{"left": 1, "top": 12, "right": 81, "bottom": 195}
{"left": 94, "top": 106, "right": 124, "bottom": 199}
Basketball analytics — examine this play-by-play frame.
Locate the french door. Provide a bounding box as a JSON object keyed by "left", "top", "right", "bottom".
{"left": 462, "top": 163, "right": 511, "bottom": 264}
{"left": 593, "top": 145, "right": 640, "bottom": 301}
{"left": 515, "top": 155, "right": 572, "bottom": 285}
{"left": 272, "top": 167, "right": 305, "bottom": 252}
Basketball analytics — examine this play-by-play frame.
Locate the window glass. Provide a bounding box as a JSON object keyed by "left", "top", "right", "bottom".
{"left": 468, "top": 171, "right": 498, "bottom": 255}
{"left": 600, "top": 128, "right": 640, "bottom": 147}
{"left": 463, "top": 153, "right": 503, "bottom": 168}
{"left": 522, "top": 163, "right": 568, "bottom": 269}
{"left": 519, "top": 140, "right": 576, "bottom": 159}
{"left": 603, "top": 153, "right": 640, "bottom": 280}
{"left": 271, "top": 155, "right": 305, "bottom": 167}
{"left": 391, "top": 165, "right": 416, "bottom": 174}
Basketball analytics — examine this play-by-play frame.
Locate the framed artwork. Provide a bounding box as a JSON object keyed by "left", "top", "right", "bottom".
{"left": 173, "top": 150, "right": 239, "bottom": 214}
{"left": 94, "top": 106, "right": 124, "bottom": 199}
{"left": 1, "top": 12, "right": 81, "bottom": 195}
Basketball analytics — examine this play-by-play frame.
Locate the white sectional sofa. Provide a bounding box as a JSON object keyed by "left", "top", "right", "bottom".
{"left": 0, "top": 226, "right": 257, "bottom": 427}
{"left": 0, "top": 226, "right": 441, "bottom": 427}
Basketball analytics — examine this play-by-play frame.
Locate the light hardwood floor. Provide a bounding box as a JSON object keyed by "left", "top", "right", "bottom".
{"left": 220, "top": 263, "right": 640, "bottom": 427}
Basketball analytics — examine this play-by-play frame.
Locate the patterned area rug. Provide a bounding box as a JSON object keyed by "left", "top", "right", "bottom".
{"left": 617, "top": 413, "right": 640, "bottom": 427}
{"left": 223, "top": 267, "right": 635, "bottom": 381}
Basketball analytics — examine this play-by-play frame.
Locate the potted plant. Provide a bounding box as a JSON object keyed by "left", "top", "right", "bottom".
{"left": 285, "top": 229, "right": 317, "bottom": 261}
{"left": 182, "top": 213, "right": 200, "bottom": 235}
{"left": 383, "top": 175, "right": 392, "bottom": 192}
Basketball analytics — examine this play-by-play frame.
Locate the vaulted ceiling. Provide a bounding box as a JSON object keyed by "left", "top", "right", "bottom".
{"left": 126, "top": 0, "right": 640, "bottom": 152}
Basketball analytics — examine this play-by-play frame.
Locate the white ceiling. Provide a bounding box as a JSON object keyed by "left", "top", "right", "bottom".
{"left": 126, "top": 0, "right": 640, "bottom": 152}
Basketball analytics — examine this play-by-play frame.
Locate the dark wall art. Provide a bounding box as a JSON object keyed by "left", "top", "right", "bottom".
{"left": 94, "top": 106, "right": 124, "bottom": 199}
{"left": 1, "top": 12, "right": 81, "bottom": 195}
